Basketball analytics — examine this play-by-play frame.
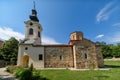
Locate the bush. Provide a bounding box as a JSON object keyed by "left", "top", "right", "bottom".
{"left": 14, "top": 68, "right": 24, "bottom": 78}
{"left": 19, "top": 69, "right": 32, "bottom": 80}
{"left": 14, "top": 68, "right": 42, "bottom": 80}
{"left": 6, "top": 66, "right": 48, "bottom": 80}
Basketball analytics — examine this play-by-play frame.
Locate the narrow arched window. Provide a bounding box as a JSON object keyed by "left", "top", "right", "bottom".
{"left": 60, "top": 55, "right": 63, "bottom": 60}
{"left": 85, "top": 53, "right": 87, "bottom": 59}
{"left": 29, "top": 28, "right": 33, "bottom": 35}
{"left": 38, "top": 31, "right": 40, "bottom": 37}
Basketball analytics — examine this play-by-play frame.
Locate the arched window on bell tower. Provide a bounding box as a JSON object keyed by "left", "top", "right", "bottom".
{"left": 38, "top": 31, "right": 40, "bottom": 37}
{"left": 29, "top": 28, "right": 33, "bottom": 35}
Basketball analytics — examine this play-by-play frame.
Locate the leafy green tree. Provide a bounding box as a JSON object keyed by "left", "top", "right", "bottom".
{"left": 0, "top": 52, "right": 3, "bottom": 60}
{"left": 117, "top": 43, "right": 120, "bottom": 46}
{"left": 96, "top": 41, "right": 120, "bottom": 58}
{"left": 96, "top": 41, "right": 113, "bottom": 58}
{"left": 102, "top": 45, "right": 113, "bottom": 58}
{"left": 0, "top": 37, "right": 19, "bottom": 62}
{"left": 111, "top": 45, "right": 120, "bottom": 58}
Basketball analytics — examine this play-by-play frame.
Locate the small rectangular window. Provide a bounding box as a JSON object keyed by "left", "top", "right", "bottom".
{"left": 39, "top": 54, "right": 43, "bottom": 60}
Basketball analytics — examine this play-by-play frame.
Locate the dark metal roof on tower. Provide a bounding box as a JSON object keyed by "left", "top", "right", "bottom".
{"left": 29, "top": 1, "right": 39, "bottom": 22}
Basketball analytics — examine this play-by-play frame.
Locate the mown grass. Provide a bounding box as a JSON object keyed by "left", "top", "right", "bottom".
{"left": 40, "top": 61, "right": 120, "bottom": 80}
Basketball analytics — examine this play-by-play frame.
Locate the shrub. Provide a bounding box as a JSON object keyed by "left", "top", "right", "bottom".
{"left": 6, "top": 66, "right": 48, "bottom": 80}
{"left": 19, "top": 69, "right": 32, "bottom": 80}
{"left": 14, "top": 68, "right": 24, "bottom": 78}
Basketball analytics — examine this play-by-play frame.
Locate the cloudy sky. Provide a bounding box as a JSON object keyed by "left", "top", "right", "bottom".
{"left": 0, "top": 0, "right": 120, "bottom": 44}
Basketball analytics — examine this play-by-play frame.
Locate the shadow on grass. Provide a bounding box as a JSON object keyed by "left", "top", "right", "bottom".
{"left": 93, "top": 75, "right": 109, "bottom": 80}
{"left": 31, "top": 76, "right": 49, "bottom": 80}
{"left": 104, "top": 65, "right": 120, "bottom": 69}
{"left": 40, "top": 77, "right": 49, "bottom": 80}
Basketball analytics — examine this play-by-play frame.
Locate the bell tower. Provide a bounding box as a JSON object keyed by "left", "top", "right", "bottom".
{"left": 24, "top": 1, "right": 42, "bottom": 45}
{"left": 70, "top": 31, "right": 83, "bottom": 41}
{"left": 69, "top": 31, "right": 83, "bottom": 45}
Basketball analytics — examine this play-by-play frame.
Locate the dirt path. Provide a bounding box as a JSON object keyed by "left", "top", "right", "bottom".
{"left": 0, "top": 68, "right": 17, "bottom": 80}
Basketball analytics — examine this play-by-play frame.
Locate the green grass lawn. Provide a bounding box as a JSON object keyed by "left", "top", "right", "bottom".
{"left": 40, "top": 61, "right": 120, "bottom": 80}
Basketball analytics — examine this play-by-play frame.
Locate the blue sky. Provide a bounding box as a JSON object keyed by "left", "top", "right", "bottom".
{"left": 0, "top": 0, "right": 120, "bottom": 44}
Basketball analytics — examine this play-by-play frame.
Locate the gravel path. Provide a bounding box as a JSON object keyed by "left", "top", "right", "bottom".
{"left": 0, "top": 68, "right": 17, "bottom": 80}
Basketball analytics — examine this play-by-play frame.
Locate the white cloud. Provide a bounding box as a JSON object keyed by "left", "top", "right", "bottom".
{"left": 107, "top": 32, "right": 120, "bottom": 43}
{"left": 95, "top": 34, "right": 104, "bottom": 39}
{"left": 96, "top": 1, "right": 118, "bottom": 22}
{"left": 95, "top": 33, "right": 120, "bottom": 43}
{"left": 0, "top": 27, "right": 24, "bottom": 40}
{"left": 42, "top": 36, "right": 61, "bottom": 44}
{"left": 112, "top": 23, "right": 120, "bottom": 27}
{"left": 0, "top": 26, "right": 60, "bottom": 44}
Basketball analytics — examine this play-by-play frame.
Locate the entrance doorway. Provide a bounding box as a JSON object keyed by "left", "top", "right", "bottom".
{"left": 22, "top": 55, "right": 29, "bottom": 67}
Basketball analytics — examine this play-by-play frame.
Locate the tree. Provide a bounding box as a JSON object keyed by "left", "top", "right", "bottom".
{"left": 117, "top": 43, "right": 120, "bottom": 46}
{"left": 111, "top": 45, "right": 120, "bottom": 58}
{"left": 96, "top": 41, "right": 113, "bottom": 58}
{"left": 96, "top": 41, "right": 120, "bottom": 58}
{"left": 102, "top": 45, "right": 113, "bottom": 58}
{"left": 0, "top": 37, "right": 19, "bottom": 63}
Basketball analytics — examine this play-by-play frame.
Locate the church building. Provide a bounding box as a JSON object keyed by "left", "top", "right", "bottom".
{"left": 17, "top": 3, "right": 104, "bottom": 69}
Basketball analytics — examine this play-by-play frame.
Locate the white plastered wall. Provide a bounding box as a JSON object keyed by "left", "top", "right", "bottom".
{"left": 17, "top": 44, "right": 44, "bottom": 68}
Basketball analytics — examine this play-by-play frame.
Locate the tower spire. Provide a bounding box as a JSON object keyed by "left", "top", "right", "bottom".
{"left": 29, "top": 1, "right": 39, "bottom": 22}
